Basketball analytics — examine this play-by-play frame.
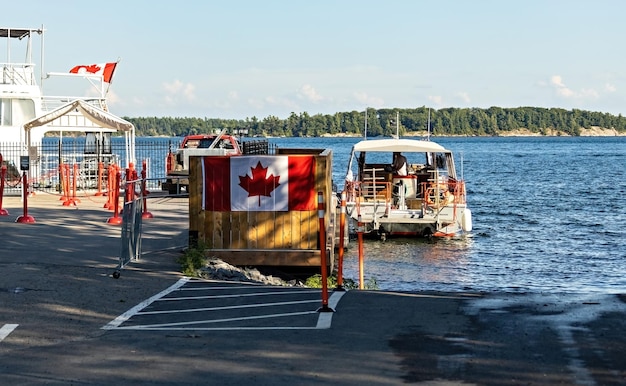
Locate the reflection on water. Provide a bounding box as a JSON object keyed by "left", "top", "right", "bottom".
{"left": 342, "top": 236, "right": 475, "bottom": 292}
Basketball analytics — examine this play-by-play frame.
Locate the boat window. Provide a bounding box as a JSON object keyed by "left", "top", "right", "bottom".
{"left": 436, "top": 154, "right": 446, "bottom": 170}
{"left": 85, "top": 133, "right": 97, "bottom": 154}
{"left": 0, "top": 99, "right": 10, "bottom": 126}
{"left": 0, "top": 98, "right": 36, "bottom": 126}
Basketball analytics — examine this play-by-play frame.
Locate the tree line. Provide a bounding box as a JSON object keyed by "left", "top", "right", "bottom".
{"left": 124, "top": 106, "right": 626, "bottom": 137}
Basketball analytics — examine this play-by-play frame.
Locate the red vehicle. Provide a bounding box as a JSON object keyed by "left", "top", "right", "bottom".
{"left": 163, "top": 131, "right": 268, "bottom": 194}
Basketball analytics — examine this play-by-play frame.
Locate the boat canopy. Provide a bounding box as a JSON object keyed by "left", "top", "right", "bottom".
{"left": 22, "top": 99, "right": 136, "bottom": 164}
{"left": 351, "top": 138, "right": 449, "bottom": 153}
{"left": 23, "top": 99, "right": 134, "bottom": 133}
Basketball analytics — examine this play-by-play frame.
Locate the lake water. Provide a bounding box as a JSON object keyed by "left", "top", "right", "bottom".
{"left": 270, "top": 136, "right": 626, "bottom": 295}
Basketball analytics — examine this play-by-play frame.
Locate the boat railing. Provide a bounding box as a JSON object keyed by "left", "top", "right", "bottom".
{"left": 1, "top": 63, "right": 37, "bottom": 86}
{"left": 41, "top": 96, "right": 108, "bottom": 112}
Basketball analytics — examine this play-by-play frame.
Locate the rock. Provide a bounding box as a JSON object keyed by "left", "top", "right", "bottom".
{"left": 199, "top": 257, "right": 295, "bottom": 286}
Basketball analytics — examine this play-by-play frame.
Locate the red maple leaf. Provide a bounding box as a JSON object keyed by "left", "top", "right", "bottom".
{"left": 238, "top": 161, "right": 281, "bottom": 206}
{"left": 71, "top": 64, "right": 102, "bottom": 74}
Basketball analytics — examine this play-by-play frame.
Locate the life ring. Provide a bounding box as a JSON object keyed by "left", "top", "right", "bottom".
{"left": 425, "top": 184, "right": 453, "bottom": 208}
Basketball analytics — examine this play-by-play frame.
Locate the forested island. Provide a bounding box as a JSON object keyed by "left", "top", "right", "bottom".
{"left": 124, "top": 106, "right": 626, "bottom": 137}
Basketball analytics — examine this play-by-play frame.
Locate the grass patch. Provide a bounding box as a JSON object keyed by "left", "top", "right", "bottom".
{"left": 177, "top": 242, "right": 209, "bottom": 277}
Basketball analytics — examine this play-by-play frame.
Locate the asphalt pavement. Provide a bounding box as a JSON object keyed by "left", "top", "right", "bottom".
{"left": 1, "top": 191, "right": 625, "bottom": 385}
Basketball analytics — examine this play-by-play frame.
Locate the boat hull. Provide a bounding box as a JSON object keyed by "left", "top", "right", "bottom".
{"left": 347, "top": 204, "right": 470, "bottom": 238}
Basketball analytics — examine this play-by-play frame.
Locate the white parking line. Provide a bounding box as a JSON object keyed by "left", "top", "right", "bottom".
{"left": 102, "top": 277, "right": 347, "bottom": 331}
{"left": 139, "top": 299, "right": 320, "bottom": 315}
{"left": 116, "top": 310, "right": 319, "bottom": 330}
{"left": 158, "top": 290, "right": 321, "bottom": 302}
{"left": 102, "top": 277, "right": 190, "bottom": 330}
{"left": 0, "top": 324, "right": 19, "bottom": 342}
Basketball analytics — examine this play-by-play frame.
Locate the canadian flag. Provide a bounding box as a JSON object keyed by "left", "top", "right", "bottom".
{"left": 69, "top": 62, "right": 117, "bottom": 83}
{"left": 202, "top": 155, "right": 316, "bottom": 212}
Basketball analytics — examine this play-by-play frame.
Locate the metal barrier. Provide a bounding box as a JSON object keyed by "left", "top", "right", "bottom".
{"left": 113, "top": 175, "right": 144, "bottom": 279}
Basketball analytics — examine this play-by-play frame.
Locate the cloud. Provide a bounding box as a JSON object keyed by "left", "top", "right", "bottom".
{"left": 162, "top": 80, "right": 196, "bottom": 103}
{"left": 455, "top": 91, "right": 471, "bottom": 104}
{"left": 605, "top": 83, "right": 617, "bottom": 92}
{"left": 353, "top": 91, "right": 384, "bottom": 108}
{"left": 428, "top": 95, "right": 443, "bottom": 106}
{"left": 549, "top": 75, "right": 599, "bottom": 100}
{"left": 297, "top": 84, "right": 324, "bottom": 103}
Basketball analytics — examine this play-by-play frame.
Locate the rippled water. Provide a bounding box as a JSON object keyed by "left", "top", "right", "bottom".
{"left": 272, "top": 136, "right": 626, "bottom": 294}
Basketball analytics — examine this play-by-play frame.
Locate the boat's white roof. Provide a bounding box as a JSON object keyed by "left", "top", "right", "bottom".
{"left": 352, "top": 138, "right": 448, "bottom": 153}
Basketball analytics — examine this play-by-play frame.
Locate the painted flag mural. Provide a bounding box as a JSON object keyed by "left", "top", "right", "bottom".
{"left": 69, "top": 62, "right": 117, "bottom": 83}
{"left": 202, "top": 155, "right": 316, "bottom": 212}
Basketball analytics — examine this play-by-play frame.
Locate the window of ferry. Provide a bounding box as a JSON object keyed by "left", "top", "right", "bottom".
{"left": 0, "top": 99, "right": 11, "bottom": 126}
{"left": 0, "top": 98, "right": 36, "bottom": 126}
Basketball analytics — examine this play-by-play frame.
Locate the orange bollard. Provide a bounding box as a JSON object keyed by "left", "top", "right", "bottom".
{"left": 104, "top": 164, "right": 116, "bottom": 209}
{"left": 71, "top": 163, "right": 80, "bottom": 205}
{"left": 107, "top": 170, "right": 122, "bottom": 225}
{"left": 59, "top": 163, "right": 67, "bottom": 201}
{"left": 358, "top": 214, "right": 364, "bottom": 290}
{"left": 335, "top": 191, "right": 346, "bottom": 291}
{"left": 15, "top": 172, "right": 35, "bottom": 223}
{"left": 61, "top": 164, "right": 71, "bottom": 205}
{"left": 141, "top": 159, "right": 153, "bottom": 219}
{"left": 317, "top": 191, "right": 334, "bottom": 313}
{"left": 0, "top": 154, "right": 8, "bottom": 216}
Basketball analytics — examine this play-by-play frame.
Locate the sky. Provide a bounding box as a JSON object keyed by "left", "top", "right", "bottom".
{"left": 4, "top": 0, "right": 626, "bottom": 120}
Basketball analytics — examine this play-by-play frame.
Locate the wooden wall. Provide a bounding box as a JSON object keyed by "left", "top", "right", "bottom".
{"left": 188, "top": 149, "right": 334, "bottom": 268}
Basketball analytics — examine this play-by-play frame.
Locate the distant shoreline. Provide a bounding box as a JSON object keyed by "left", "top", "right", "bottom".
{"left": 321, "top": 127, "right": 626, "bottom": 138}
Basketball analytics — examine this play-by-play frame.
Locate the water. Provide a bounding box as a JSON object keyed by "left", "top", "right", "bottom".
{"left": 45, "top": 135, "right": 626, "bottom": 294}
{"left": 270, "top": 136, "right": 626, "bottom": 295}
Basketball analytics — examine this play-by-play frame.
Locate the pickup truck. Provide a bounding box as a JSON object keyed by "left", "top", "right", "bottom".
{"left": 162, "top": 131, "right": 268, "bottom": 194}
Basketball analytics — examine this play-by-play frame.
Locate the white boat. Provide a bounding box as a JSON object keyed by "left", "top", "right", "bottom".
{"left": 1, "top": 26, "right": 135, "bottom": 183}
{"left": 343, "top": 137, "right": 472, "bottom": 239}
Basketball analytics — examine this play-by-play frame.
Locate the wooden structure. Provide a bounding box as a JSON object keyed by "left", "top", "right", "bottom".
{"left": 188, "top": 148, "right": 335, "bottom": 271}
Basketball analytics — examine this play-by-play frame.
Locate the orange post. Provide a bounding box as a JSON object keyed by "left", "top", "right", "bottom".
{"left": 0, "top": 154, "right": 8, "bottom": 216}
{"left": 335, "top": 191, "right": 346, "bottom": 291}
{"left": 317, "top": 191, "right": 333, "bottom": 313}
{"left": 107, "top": 170, "right": 122, "bottom": 225}
{"left": 72, "top": 163, "right": 80, "bottom": 205}
{"left": 15, "top": 172, "right": 35, "bottom": 223}
{"left": 59, "top": 163, "right": 67, "bottom": 201}
{"left": 61, "top": 164, "right": 71, "bottom": 205}
{"left": 357, "top": 214, "right": 364, "bottom": 290}
{"left": 141, "top": 159, "right": 153, "bottom": 219}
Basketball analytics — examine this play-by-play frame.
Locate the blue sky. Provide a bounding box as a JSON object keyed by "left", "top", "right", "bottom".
{"left": 5, "top": 0, "right": 626, "bottom": 119}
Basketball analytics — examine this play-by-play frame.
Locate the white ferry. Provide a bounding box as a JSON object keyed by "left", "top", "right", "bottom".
{"left": 343, "top": 137, "right": 472, "bottom": 239}
{"left": 0, "top": 26, "right": 134, "bottom": 187}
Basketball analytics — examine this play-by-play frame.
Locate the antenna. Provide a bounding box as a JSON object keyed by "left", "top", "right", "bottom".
{"left": 364, "top": 107, "right": 368, "bottom": 139}
{"left": 396, "top": 111, "right": 399, "bottom": 137}
{"left": 427, "top": 107, "right": 431, "bottom": 141}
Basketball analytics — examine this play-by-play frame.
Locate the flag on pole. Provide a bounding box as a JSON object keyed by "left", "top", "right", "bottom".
{"left": 202, "top": 155, "right": 316, "bottom": 212}
{"left": 69, "top": 62, "right": 117, "bottom": 83}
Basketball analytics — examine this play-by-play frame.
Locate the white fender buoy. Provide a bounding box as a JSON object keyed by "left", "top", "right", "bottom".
{"left": 461, "top": 208, "right": 473, "bottom": 232}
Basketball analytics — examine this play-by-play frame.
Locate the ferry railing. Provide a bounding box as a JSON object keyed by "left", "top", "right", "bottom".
{"left": 0, "top": 139, "right": 175, "bottom": 195}
{"left": 0, "top": 62, "right": 37, "bottom": 86}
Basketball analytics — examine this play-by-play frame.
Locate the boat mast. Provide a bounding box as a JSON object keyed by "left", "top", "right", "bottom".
{"left": 396, "top": 111, "right": 399, "bottom": 137}
{"left": 427, "top": 107, "right": 431, "bottom": 141}
{"left": 364, "top": 107, "right": 368, "bottom": 140}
